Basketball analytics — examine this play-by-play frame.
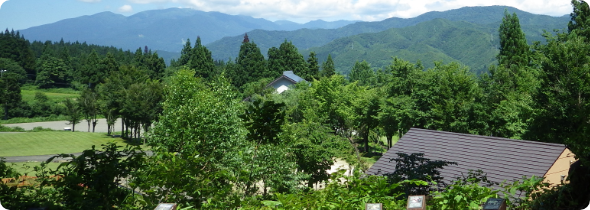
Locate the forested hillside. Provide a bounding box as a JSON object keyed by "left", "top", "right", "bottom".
{"left": 206, "top": 6, "right": 568, "bottom": 68}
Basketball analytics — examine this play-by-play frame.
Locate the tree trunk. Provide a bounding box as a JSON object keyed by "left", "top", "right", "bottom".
{"left": 386, "top": 135, "right": 392, "bottom": 149}
{"left": 364, "top": 131, "right": 370, "bottom": 155}
{"left": 121, "top": 118, "right": 124, "bottom": 137}
{"left": 92, "top": 120, "right": 97, "bottom": 133}
{"left": 72, "top": 123, "right": 75, "bottom": 132}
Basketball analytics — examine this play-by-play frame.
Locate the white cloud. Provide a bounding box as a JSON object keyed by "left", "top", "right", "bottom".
{"left": 78, "top": 0, "right": 101, "bottom": 2}
{"left": 0, "top": 0, "right": 7, "bottom": 10}
{"left": 119, "top": 4, "right": 133, "bottom": 13}
{"left": 125, "top": 0, "right": 573, "bottom": 22}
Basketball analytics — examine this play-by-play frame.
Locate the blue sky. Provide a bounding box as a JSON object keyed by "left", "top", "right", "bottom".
{"left": 0, "top": 0, "right": 573, "bottom": 31}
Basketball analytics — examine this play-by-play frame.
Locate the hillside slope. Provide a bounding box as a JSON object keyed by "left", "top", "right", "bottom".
{"left": 207, "top": 6, "right": 568, "bottom": 62}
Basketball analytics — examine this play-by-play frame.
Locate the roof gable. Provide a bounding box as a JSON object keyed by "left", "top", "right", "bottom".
{"left": 266, "top": 71, "right": 306, "bottom": 89}
{"left": 367, "top": 128, "right": 566, "bottom": 185}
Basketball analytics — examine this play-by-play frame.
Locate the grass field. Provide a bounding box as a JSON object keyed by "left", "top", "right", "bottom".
{"left": 0, "top": 131, "right": 132, "bottom": 157}
{"left": 20, "top": 86, "right": 79, "bottom": 102}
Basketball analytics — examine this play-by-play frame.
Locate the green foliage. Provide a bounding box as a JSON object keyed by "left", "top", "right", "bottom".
{"left": 148, "top": 68, "right": 244, "bottom": 155}
{"left": 348, "top": 60, "right": 375, "bottom": 86}
{"left": 498, "top": 176, "right": 546, "bottom": 209}
{"left": 526, "top": 33, "right": 590, "bottom": 157}
{"left": 431, "top": 170, "right": 499, "bottom": 210}
{"left": 241, "top": 99, "right": 286, "bottom": 145}
{"left": 46, "top": 142, "right": 145, "bottom": 209}
{"left": 133, "top": 151, "right": 240, "bottom": 209}
{"left": 241, "top": 77, "right": 275, "bottom": 99}
{"left": 283, "top": 121, "right": 347, "bottom": 189}
{"left": 240, "top": 171, "right": 427, "bottom": 209}
{"left": 0, "top": 58, "right": 26, "bottom": 83}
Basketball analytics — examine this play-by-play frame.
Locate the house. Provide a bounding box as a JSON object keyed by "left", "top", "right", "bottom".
{"left": 266, "top": 71, "right": 306, "bottom": 94}
{"left": 367, "top": 128, "right": 576, "bottom": 187}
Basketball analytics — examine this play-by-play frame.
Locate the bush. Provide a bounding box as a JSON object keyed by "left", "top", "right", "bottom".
{"left": 431, "top": 170, "right": 499, "bottom": 210}
{"left": 0, "top": 125, "right": 25, "bottom": 132}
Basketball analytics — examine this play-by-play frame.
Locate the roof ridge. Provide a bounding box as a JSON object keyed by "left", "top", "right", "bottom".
{"left": 408, "top": 128, "right": 566, "bottom": 148}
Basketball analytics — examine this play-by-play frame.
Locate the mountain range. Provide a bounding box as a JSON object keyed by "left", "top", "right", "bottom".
{"left": 19, "top": 8, "right": 357, "bottom": 52}
{"left": 207, "top": 6, "right": 568, "bottom": 73}
{"left": 19, "top": 6, "right": 570, "bottom": 74}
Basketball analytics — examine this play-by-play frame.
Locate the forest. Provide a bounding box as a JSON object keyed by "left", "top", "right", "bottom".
{"left": 1, "top": 1, "right": 590, "bottom": 209}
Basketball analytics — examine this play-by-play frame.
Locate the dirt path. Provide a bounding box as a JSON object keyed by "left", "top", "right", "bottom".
{"left": 2, "top": 118, "right": 123, "bottom": 133}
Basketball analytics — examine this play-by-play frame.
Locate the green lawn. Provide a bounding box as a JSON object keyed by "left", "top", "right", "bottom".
{"left": 7, "top": 161, "right": 62, "bottom": 176}
{"left": 0, "top": 131, "right": 130, "bottom": 157}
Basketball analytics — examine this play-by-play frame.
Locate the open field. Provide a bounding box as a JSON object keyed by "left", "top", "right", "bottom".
{"left": 20, "top": 86, "right": 80, "bottom": 103}
{"left": 0, "top": 131, "right": 129, "bottom": 157}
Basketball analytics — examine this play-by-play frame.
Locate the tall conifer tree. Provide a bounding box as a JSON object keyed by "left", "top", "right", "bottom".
{"left": 190, "top": 36, "right": 215, "bottom": 79}
{"left": 236, "top": 34, "right": 266, "bottom": 88}
{"left": 321, "top": 54, "right": 336, "bottom": 77}
{"left": 306, "top": 52, "right": 320, "bottom": 81}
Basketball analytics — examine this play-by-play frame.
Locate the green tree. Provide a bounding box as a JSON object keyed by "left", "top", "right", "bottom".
{"left": 0, "top": 58, "right": 26, "bottom": 84}
{"left": 144, "top": 52, "right": 166, "bottom": 79}
{"left": 321, "top": 54, "right": 336, "bottom": 77}
{"left": 79, "top": 50, "right": 102, "bottom": 88}
{"left": 236, "top": 35, "right": 267, "bottom": 88}
{"left": 79, "top": 88, "right": 99, "bottom": 132}
{"left": 413, "top": 62, "right": 485, "bottom": 134}
{"left": 189, "top": 37, "right": 215, "bottom": 79}
{"left": 278, "top": 40, "right": 307, "bottom": 79}
{"left": 101, "top": 52, "right": 119, "bottom": 76}
{"left": 482, "top": 11, "right": 539, "bottom": 139}
{"left": 63, "top": 98, "right": 81, "bottom": 132}
{"left": 569, "top": 0, "right": 590, "bottom": 39}
{"left": 526, "top": 33, "right": 590, "bottom": 160}
{"left": 0, "top": 71, "right": 21, "bottom": 120}
{"left": 306, "top": 51, "right": 320, "bottom": 81}
{"left": 35, "top": 56, "right": 69, "bottom": 88}
{"left": 349, "top": 60, "right": 375, "bottom": 86}
{"left": 141, "top": 68, "right": 245, "bottom": 208}
{"left": 267, "top": 46, "right": 283, "bottom": 78}
{"left": 177, "top": 38, "right": 192, "bottom": 67}
{"left": 498, "top": 10, "right": 530, "bottom": 67}
{"left": 0, "top": 29, "right": 36, "bottom": 79}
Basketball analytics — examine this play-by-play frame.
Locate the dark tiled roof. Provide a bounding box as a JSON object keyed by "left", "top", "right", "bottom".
{"left": 367, "top": 128, "right": 566, "bottom": 185}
